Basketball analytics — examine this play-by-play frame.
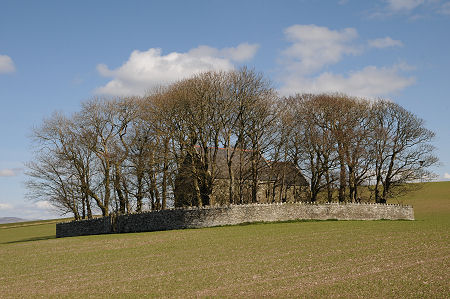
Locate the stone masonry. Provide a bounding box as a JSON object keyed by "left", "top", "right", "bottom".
{"left": 56, "top": 202, "right": 414, "bottom": 238}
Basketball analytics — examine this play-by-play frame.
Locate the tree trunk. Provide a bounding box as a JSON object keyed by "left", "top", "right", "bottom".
{"left": 162, "top": 168, "right": 167, "bottom": 210}
{"left": 114, "top": 164, "right": 126, "bottom": 214}
{"left": 324, "top": 154, "right": 333, "bottom": 202}
{"left": 161, "top": 138, "right": 169, "bottom": 210}
{"left": 338, "top": 159, "right": 346, "bottom": 202}
{"left": 251, "top": 156, "right": 258, "bottom": 203}
{"left": 86, "top": 195, "right": 92, "bottom": 219}
{"left": 103, "top": 162, "right": 111, "bottom": 216}
{"left": 374, "top": 157, "right": 383, "bottom": 203}
{"left": 190, "top": 153, "right": 202, "bottom": 207}
{"left": 348, "top": 165, "right": 355, "bottom": 203}
{"left": 82, "top": 197, "right": 86, "bottom": 219}
{"left": 227, "top": 161, "right": 235, "bottom": 204}
{"left": 382, "top": 152, "right": 397, "bottom": 203}
{"left": 136, "top": 174, "right": 143, "bottom": 212}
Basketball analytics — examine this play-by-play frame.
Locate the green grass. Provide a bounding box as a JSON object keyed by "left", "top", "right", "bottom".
{"left": 390, "top": 181, "right": 450, "bottom": 219}
{"left": 0, "top": 182, "right": 449, "bottom": 298}
{"left": 0, "top": 217, "right": 71, "bottom": 228}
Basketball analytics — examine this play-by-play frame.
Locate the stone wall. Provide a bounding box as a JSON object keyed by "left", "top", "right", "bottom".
{"left": 56, "top": 202, "right": 414, "bottom": 238}
{"left": 56, "top": 216, "right": 112, "bottom": 238}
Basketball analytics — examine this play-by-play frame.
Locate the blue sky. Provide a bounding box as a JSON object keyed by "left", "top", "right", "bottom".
{"left": 1, "top": 0, "right": 449, "bottom": 219}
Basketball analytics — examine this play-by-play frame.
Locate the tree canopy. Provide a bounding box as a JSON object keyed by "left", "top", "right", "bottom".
{"left": 26, "top": 68, "right": 437, "bottom": 219}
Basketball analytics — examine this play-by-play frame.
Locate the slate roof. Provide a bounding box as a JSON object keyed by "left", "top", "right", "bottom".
{"left": 266, "top": 161, "right": 309, "bottom": 186}
{"left": 196, "top": 147, "right": 308, "bottom": 186}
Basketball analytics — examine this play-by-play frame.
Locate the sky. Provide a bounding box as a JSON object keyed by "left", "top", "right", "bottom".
{"left": 0, "top": 0, "right": 449, "bottom": 219}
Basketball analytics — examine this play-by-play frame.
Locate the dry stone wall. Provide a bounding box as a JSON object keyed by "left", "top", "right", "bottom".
{"left": 57, "top": 216, "right": 111, "bottom": 237}
{"left": 56, "top": 202, "right": 414, "bottom": 238}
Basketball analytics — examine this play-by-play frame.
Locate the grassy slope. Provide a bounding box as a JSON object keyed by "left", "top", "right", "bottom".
{"left": 390, "top": 181, "right": 450, "bottom": 219}
{"left": 0, "top": 182, "right": 448, "bottom": 298}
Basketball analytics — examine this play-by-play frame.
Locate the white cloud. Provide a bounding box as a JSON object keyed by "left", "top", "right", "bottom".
{"left": 0, "top": 55, "right": 15, "bottom": 74}
{"left": 278, "top": 25, "right": 414, "bottom": 98}
{"left": 372, "top": 0, "right": 448, "bottom": 18}
{"left": 189, "top": 43, "right": 260, "bottom": 63}
{"left": 0, "top": 201, "right": 62, "bottom": 220}
{"left": 0, "top": 168, "right": 22, "bottom": 177}
{"left": 95, "top": 43, "right": 259, "bottom": 96}
{"left": 386, "top": 0, "right": 425, "bottom": 12}
{"left": 444, "top": 173, "right": 450, "bottom": 179}
{"left": 439, "top": 2, "right": 450, "bottom": 15}
{"left": 282, "top": 25, "right": 360, "bottom": 75}
{"left": 34, "top": 201, "right": 53, "bottom": 209}
{"left": 280, "top": 64, "right": 415, "bottom": 97}
{"left": 368, "top": 37, "right": 403, "bottom": 48}
{"left": 0, "top": 203, "right": 13, "bottom": 210}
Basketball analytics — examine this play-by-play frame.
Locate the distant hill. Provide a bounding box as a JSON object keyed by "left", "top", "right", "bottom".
{"left": 0, "top": 217, "right": 29, "bottom": 224}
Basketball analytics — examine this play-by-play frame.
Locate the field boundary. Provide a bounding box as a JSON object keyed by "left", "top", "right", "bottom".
{"left": 56, "top": 202, "right": 414, "bottom": 238}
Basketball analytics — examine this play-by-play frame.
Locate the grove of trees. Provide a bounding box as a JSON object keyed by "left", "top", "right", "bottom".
{"left": 26, "top": 68, "right": 437, "bottom": 219}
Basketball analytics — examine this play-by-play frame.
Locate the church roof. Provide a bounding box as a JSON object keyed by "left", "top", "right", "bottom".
{"left": 196, "top": 147, "right": 308, "bottom": 186}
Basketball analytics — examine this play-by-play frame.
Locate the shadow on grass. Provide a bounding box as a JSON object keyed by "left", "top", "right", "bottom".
{"left": 216, "top": 218, "right": 339, "bottom": 228}
{"left": 1, "top": 235, "right": 56, "bottom": 244}
{"left": 221, "top": 218, "right": 412, "bottom": 228}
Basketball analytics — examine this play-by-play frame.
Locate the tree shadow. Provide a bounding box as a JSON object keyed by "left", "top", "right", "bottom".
{"left": 1, "top": 235, "right": 56, "bottom": 244}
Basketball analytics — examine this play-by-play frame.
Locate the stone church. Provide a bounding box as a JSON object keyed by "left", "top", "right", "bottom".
{"left": 174, "top": 147, "right": 309, "bottom": 207}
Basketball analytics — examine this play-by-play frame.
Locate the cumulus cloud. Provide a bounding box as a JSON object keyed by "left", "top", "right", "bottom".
{"left": 439, "top": 2, "right": 450, "bottom": 15}
{"left": 95, "top": 43, "right": 259, "bottom": 96}
{"left": 278, "top": 24, "right": 414, "bottom": 98}
{"left": 279, "top": 64, "right": 415, "bottom": 97}
{"left": 282, "top": 24, "right": 360, "bottom": 75}
{"left": 0, "top": 201, "right": 60, "bottom": 220}
{"left": 371, "top": 0, "right": 448, "bottom": 18}
{"left": 0, "top": 203, "right": 13, "bottom": 210}
{"left": 444, "top": 173, "right": 450, "bottom": 179}
{"left": 34, "top": 201, "right": 53, "bottom": 209}
{"left": 368, "top": 37, "right": 403, "bottom": 48}
{"left": 386, "top": 0, "right": 425, "bottom": 12}
{"left": 0, "top": 168, "right": 22, "bottom": 177}
{"left": 189, "top": 43, "right": 260, "bottom": 62}
{"left": 0, "top": 55, "right": 15, "bottom": 74}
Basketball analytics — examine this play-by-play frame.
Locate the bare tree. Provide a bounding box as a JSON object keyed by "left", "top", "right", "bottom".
{"left": 370, "top": 100, "right": 437, "bottom": 203}
{"left": 26, "top": 113, "right": 95, "bottom": 219}
{"left": 27, "top": 70, "right": 438, "bottom": 218}
{"left": 285, "top": 94, "right": 338, "bottom": 202}
{"left": 233, "top": 68, "right": 278, "bottom": 203}
{"left": 76, "top": 98, "right": 138, "bottom": 215}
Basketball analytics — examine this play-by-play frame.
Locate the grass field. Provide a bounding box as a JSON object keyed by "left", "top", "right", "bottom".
{"left": 0, "top": 182, "right": 449, "bottom": 298}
